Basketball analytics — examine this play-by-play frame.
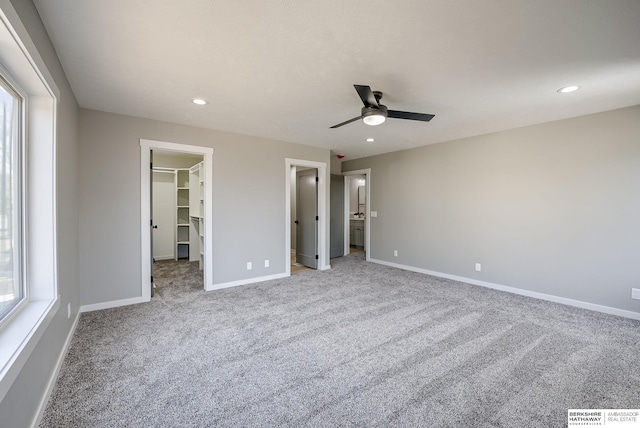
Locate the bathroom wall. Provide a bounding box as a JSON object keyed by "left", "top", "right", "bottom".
{"left": 349, "top": 175, "right": 366, "bottom": 215}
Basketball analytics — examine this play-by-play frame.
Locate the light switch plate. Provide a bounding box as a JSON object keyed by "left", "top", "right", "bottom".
{"left": 370, "top": 211, "right": 378, "bottom": 217}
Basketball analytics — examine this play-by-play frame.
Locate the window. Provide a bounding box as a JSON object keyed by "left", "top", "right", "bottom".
{"left": 0, "top": 0, "right": 59, "bottom": 403}
{"left": 0, "top": 75, "right": 23, "bottom": 323}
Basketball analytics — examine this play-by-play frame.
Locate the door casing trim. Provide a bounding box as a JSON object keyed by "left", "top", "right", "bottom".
{"left": 140, "top": 139, "right": 214, "bottom": 301}
{"left": 295, "top": 168, "right": 319, "bottom": 269}
{"left": 285, "top": 158, "right": 329, "bottom": 276}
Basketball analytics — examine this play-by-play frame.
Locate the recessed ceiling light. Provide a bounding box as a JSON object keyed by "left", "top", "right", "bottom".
{"left": 192, "top": 98, "right": 208, "bottom": 105}
{"left": 366, "top": 138, "right": 375, "bottom": 142}
{"left": 557, "top": 85, "right": 580, "bottom": 94}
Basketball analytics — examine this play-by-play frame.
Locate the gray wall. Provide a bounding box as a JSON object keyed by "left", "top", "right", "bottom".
{"left": 343, "top": 106, "right": 640, "bottom": 315}
{"left": 330, "top": 153, "right": 342, "bottom": 175}
{"left": 78, "top": 109, "right": 330, "bottom": 305}
{"left": 0, "top": 0, "right": 80, "bottom": 426}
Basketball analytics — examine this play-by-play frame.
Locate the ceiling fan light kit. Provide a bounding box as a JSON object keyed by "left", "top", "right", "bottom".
{"left": 362, "top": 105, "right": 387, "bottom": 126}
{"left": 331, "top": 84, "right": 435, "bottom": 129}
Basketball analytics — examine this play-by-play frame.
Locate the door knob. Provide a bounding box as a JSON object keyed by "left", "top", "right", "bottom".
{"left": 152, "top": 225, "right": 158, "bottom": 229}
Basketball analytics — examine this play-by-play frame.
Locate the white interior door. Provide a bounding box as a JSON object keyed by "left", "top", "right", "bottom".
{"left": 296, "top": 168, "right": 318, "bottom": 269}
{"left": 330, "top": 174, "right": 344, "bottom": 258}
{"left": 152, "top": 170, "right": 175, "bottom": 260}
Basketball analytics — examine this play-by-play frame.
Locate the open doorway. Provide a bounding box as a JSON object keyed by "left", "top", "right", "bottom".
{"left": 290, "top": 167, "right": 316, "bottom": 274}
{"left": 346, "top": 174, "right": 366, "bottom": 253}
{"left": 285, "top": 158, "right": 329, "bottom": 276}
{"left": 343, "top": 169, "right": 371, "bottom": 260}
{"left": 151, "top": 150, "right": 204, "bottom": 295}
{"left": 140, "top": 139, "right": 214, "bottom": 302}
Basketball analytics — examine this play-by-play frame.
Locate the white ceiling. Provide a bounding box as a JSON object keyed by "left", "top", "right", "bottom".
{"left": 34, "top": 0, "right": 640, "bottom": 160}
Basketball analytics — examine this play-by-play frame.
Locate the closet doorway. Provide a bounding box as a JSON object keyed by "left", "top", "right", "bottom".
{"left": 140, "top": 139, "right": 214, "bottom": 302}
{"left": 151, "top": 150, "right": 204, "bottom": 295}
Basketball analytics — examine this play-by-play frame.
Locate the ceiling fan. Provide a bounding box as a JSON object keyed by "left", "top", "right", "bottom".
{"left": 330, "top": 84, "right": 435, "bottom": 128}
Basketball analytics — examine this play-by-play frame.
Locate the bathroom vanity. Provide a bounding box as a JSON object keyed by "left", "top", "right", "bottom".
{"left": 350, "top": 218, "right": 364, "bottom": 248}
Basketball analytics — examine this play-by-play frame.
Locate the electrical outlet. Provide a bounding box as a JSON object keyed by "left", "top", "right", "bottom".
{"left": 393, "top": 250, "right": 398, "bottom": 257}
{"left": 246, "top": 262, "right": 252, "bottom": 270}
{"left": 264, "top": 259, "right": 269, "bottom": 268}
{"left": 632, "top": 288, "right": 640, "bottom": 300}
{"left": 67, "top": 302, "right": 71, "bottom": 319}
{"left": 475, "top": 263, "right": 482, "bottom": 272}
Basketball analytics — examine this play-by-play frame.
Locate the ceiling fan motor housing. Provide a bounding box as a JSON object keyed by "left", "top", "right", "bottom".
{"left": 362, "top": 104, "right": 388, "bottom": 119}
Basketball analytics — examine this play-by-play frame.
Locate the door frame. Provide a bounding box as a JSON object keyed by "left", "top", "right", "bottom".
{"left": 295, "top": 168, "right": 319, "bottom": 269}
{"left": 342, "top": 168, "right": 371, "bottom": 260}
{"left": 285, "top": 158, "right": 329, "bottom": 275}
{"left": 140, "top": 139, "right": 214, "bottom": 301}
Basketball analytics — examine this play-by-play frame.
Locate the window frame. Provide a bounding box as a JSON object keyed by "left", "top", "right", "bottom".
{"left": 0, "top": 70, "right": 26, "bottom": 327}
{"left": 0, "top": 0, "right": 60, "bottom": 405}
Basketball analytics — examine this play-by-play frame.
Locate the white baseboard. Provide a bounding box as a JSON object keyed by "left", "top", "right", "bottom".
{"left": 153, "top": 255, "right": 174, "bottom": 261}
{"left": 318, "top": 264, "right": 331, "bottom": 271}
{"left": 79, "top": 296, "right": 146, "bottom": 313}
{"left": 31, "top": 310, "right": 80, "bottom": 428}
{"left": 206, "top": 272, "right": 289, "bottom": 291}
{"left": 369, "top": 258, "right": 640, "bottom": 321}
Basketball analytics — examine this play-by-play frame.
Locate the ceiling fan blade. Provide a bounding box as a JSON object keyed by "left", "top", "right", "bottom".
{"left": 354, "top": 84, "right": 379, "bottom": 108}
{"left": 387, "top": 110, "right": 435, "bottom": 122}
{"left": 330, "top": 116, "right": 362, "bottom": 129}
